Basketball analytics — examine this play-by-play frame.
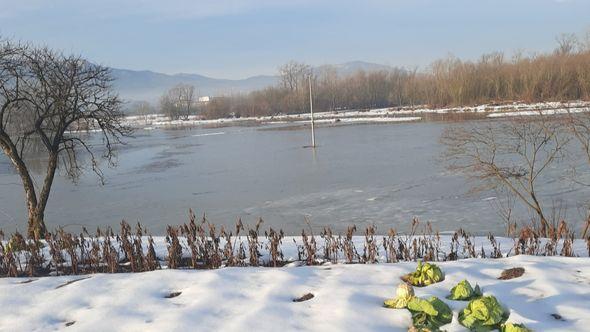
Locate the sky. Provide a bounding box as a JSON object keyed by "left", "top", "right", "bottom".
{"left": 0, "top": 0, "right": 589, "bottom": 79}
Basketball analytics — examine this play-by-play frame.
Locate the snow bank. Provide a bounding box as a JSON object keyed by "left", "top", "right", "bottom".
{"left": 487, "top": 107, "right": 590, "bottom": 118}
{"left": 121, "top": 100, "right": 590, "bottom": 130}
{"left": 264, "top": 116, "right": 422, "bottom": 125}
{"left": 0, "top": 255, "right": 588, "bottom": 331}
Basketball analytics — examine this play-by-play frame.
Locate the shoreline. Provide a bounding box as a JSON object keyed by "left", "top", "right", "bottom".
{"left": 122, "top": 100, "right": 590, "bottom": 130}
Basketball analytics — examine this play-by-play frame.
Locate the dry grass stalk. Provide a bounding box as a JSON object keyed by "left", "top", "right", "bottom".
{"left": 0, "top": 213, "right": 588, "bottom": 277}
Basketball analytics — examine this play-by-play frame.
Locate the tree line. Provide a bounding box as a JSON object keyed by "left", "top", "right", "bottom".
{"left": 201, "top": 32, "right": 590, "bottom": 119}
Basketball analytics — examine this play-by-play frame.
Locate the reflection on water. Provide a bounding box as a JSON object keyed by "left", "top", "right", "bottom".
{"left": 0, "top": 122, "right": 588, "bottom": 235}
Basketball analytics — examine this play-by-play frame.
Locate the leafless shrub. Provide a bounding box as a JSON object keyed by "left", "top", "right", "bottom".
{"left": 165, "top": 226, "right": 182, "bottom": 269}
{"left": 441, "top": 117, "right": 570, "bottom": 237}
{"left": 0, "top": 230, "right": 18, "bottom": 277}
{"left": 382, "top": 228, "right": 398, "bottom": 263}
{"left": 102, "top": 227, "right": 119, "bottom": 273}
{"left": 515, "top": 226, "right": 540, "bottom": 256}
{"left": 180, "top": 210, "right": 200, "bottom": 268}
{"left": 320, "top": 227, "right": 339, "bottom": 263}
{"left": 247, "top": 218, "right": 264, "bottom": 267}
{"left": 447, "top": 231, "right": 460, "bottom": 261}
{"left": 265, "top": 228, "right": 284, "bottom": 267}
{"left": 490, "top": 190, "right": 517, "bottom": 236}
{"left": 220, "top": 226, "right": 235, "bottom": 266}
{"left": 582, "top": 215, "right": 590, "bottom": 239}
{"left": 460, "top": 229, "right": 477, "bottom": 258}
{"left": 60, "top": 230, "right": 80, "bottom": 275}
{"left": 362, "top": 225, "right": 378, "bottom": 263}
{"left": 487, "top": 233, "right": 503, "bottom": 258}
{"left": 300, "top": 228, "right": 318, "bottom": 265}
{"left": 342, "top": 225, "right": 358, "bottom": 264}
{"left": 419, "top": 222, "right": 441, "bottom": 261}
{"left": 207, "top": 222, "right": 222, "bottom": 269}
{"left": 118, "top": 221, "right": 144, "bottom": 272}
{"left": 144, "top": 235, "right": 160, "bottom": 271}
{"left": 0, "top": 216, "right": 588, "bottom": 277}
{"left": 46, "top": 231, "right": 65, "bottom": 275}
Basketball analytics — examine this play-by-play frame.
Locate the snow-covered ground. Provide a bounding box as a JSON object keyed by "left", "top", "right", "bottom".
{"left": 0, "top": 234, "right": 589, "bottom": 331}
{"left": 0, "top": 255, "right": 588, "bottom": 331}
{"left": 122, "top": 100, "right": 590, "bottom": 130}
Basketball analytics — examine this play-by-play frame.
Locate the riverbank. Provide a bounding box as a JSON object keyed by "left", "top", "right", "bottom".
{"left": 0, "top": 255, "right": 588, "bottom": 331}
{"left": 2, "top": 224, "right": 588, "bottom": 277}
{"left": 122, "top": 100, "right": 590, "bottom": 130}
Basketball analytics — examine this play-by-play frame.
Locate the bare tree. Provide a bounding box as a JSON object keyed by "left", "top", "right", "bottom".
{"left": 278, "top": 61, "right": 311, "bottom": 92}
{"left": 582, "top": 28, "right": 590, "bottom": 52}
{"left": 0, "top": 39, "right": 131, "bottom": 238}
{"left": 159, "top": 93, "right": 177, "bottom": 120}
{"left": 441, "top": 117, "right": 569, "bottom": 236}
{"left": 177, "top": 84, "right": 195, "bottom": 119}
{"left": 131, "top": 100, "right": 153, "bottom": 124}
{"left": 317, "top": 65, "right": 340, "bottom": 111}
{"left": 555, "top": 33, "right": 579, "bottom": 55}
{"left": 160, "top": 84, "right": 196, "bottom": 120}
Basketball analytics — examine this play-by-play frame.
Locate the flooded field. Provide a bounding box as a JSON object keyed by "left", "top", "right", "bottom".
{"left": 0, "top": 121, "right": 587, "bottom": 235}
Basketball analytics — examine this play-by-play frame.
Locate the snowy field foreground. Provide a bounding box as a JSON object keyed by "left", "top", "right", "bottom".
{"left": 0, "top": 255, "right": 588, "bottom": 332}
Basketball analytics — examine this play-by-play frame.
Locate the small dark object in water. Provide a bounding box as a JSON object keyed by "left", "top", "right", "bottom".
{"left": 551, "top": 313, "right": 565, "bottom": 321}
{"left": 165, "top": 291, "right": 182, "bottom": 298}
{"left": 498, "top": 267, "right": 525, "bottom": 280}
{"left": 293, "top": 293, "right": 314, "bottom": 302}
{"left": 65, "top": 321, "right": 75, "bottom": 327}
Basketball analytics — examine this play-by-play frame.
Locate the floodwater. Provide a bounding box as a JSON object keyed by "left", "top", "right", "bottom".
{"left": 0, "top": 121, "right": 588, "bottom": 235}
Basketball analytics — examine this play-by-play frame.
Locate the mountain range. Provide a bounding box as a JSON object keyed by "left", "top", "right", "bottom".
{"left": 112, "top": 61, "right": 393, "bottom": 105}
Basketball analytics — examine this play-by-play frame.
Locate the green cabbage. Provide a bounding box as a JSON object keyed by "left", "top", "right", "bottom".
{"left": 407, "top": 296, "right": 453, "bottom": 331}
{"left": 500, "top": 323, "right": 532, "bottom": 332}
{"left": 402, "top": 261, "right": 445, "bottom": 287}
{"left": 458, "top": 295, "right": 509, "bottom": 331}
{"left": 447, "top": 279, "right": 482, "bottom": 301}
{"left": 384, "top": 283, "right": 415, "bottom": 309}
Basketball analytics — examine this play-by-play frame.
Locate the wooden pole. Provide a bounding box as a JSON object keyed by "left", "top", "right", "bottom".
{"left": 309, "top": 74, "right": 316, "bottom": 148}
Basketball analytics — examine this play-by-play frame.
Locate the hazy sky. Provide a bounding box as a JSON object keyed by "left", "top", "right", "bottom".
{"left": 1, "top": 0, "right": 589, "bottom": 79}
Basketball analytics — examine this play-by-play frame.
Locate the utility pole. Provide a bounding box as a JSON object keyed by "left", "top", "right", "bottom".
{"left": 309, "top": 74, "right": 316, "bottom": 148}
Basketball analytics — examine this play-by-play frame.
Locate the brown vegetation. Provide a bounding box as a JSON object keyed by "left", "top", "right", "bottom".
{"left": 202, "top": 33, "right": 590, "bottom": 119}
{"left": 0, "top": 214, "right": 587, "bottom": 278}
{"left": 498, "top": 267, "right": 525, "bottom": 280}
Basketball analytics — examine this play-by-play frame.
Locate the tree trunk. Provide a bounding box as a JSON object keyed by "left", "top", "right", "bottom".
{"left": 28, "top": 153, "right": 58, "bottom": 239}
{"left": 27, "top": 211, "right": 47, "bottom": 240}
{"left": 0, "top": 138, "right": 47, "bottom": 238}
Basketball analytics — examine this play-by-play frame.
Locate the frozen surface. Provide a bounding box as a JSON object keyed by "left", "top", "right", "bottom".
{"left": 2, "top": 112, "right": 590, "bottom": 235}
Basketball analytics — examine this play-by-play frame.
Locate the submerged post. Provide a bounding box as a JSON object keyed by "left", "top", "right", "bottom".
{"left": 309, "top": 74, "right": 316, "bottom": 148}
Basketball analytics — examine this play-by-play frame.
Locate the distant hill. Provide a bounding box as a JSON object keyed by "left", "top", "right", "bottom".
{"left": 112, "top": 61, "right": 393, "bottom": 106}
{"left": 111, "top": 69, "right": 277, "bottom": 105}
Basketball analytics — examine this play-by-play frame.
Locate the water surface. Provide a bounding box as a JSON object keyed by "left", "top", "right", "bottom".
{"left": 0, "top": 121, "right": 587, "bottom": 234}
